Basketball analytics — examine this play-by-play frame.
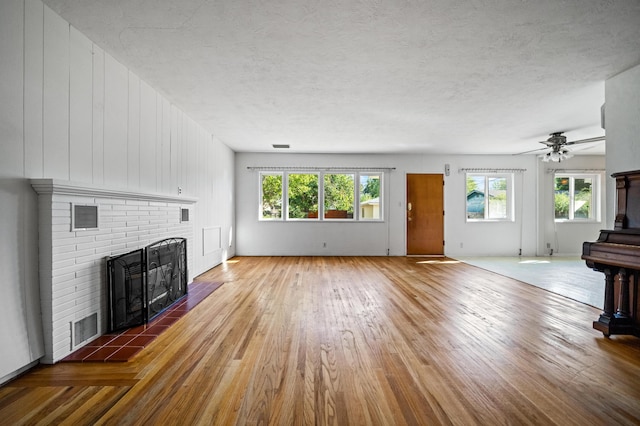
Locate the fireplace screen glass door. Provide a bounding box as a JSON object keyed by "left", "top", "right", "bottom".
{"left": 107, "top": 249, "right": 145, "bottom": 331}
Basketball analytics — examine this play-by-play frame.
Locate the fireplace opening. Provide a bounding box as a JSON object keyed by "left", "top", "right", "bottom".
{"left": 107, "top": 238, "right": 188, "bottom": 332}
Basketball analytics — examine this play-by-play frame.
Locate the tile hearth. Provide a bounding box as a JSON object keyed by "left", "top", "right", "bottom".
{"left": 62, "top": 281, "right": 223, "bottom": 362}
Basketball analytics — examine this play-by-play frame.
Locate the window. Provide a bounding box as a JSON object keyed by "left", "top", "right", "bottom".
{"left": 554, "top": 174, "right": 599, "bottom": 221}
{"left": 288, "top": 173, "right": 319, "bottom": 219}
{"left": 466, "top": 173, "right": 513, "bottom": 221}
{"left": 324, "top": 173, "right": 355, "bottom": 219}
{"left": 258, "top": 170, "right": 384, "bottom": 221}
{"left": 359, "top": 174, "right": 381, "bottom": 220}
{"left": 260, "top": 173, "right": 283, "bottom": 220}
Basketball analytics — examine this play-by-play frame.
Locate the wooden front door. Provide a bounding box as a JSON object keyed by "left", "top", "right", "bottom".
{"left": 406, "top": 174, "right": 444, "bottom": 255}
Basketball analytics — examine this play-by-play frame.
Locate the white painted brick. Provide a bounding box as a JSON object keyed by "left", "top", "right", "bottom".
{"left": 74, "top": 265, "right": 102, "bottom": 279}
{"left": 96, "top": 197, "right": 126, "bottom": 205}
{"left": 94, "top": 232, "right": 124, "bottom": 242}
{"left": 52, "top": 271, "right": 76, "bottom": 285}
{"left": 52, "top": 258, "right": 76, "bottom": 271}
{"left": 102, "top": 209, "right": 128, "bottom": 217}
{"left": 126, "top": 220, "right": 148, "bottom": 226}
{"left": 52, "top": 301, "right": 77, "bottom": 323}
{"left": 53, "top": 248, "right": 95, "bottom": 263}
{"left": 52, "top": 243, "right": 78, "bottom": 254}
{"left": 52, "top": 217, "right": 71, "bottom": 225}
{"left": 96, "top": 244, "right": 129, "bottom": 257}
{"left": 126, "top": 200, "right": 149, "bottom": 206}
{"left": 76, "top": 239, "right": 111, "bottom": 251}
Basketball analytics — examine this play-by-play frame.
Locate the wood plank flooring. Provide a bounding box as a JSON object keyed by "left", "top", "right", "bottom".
{"left": 1, "top": 256, "right": 640, "bottom": 425}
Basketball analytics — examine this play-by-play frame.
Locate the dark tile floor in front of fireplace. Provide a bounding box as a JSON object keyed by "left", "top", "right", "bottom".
{"left": 62, "top": 281, "right": 223, "bottom": 362}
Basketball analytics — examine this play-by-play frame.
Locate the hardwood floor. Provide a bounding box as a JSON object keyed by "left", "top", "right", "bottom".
{"left": 1, "top": 256, "right": 640, "bottom": 425}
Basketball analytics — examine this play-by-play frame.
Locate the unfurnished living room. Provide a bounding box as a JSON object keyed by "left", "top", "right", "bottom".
{"left": 1, "top": 0, "right": 640, "bottom": 424}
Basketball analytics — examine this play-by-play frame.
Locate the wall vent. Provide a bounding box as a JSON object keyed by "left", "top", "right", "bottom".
{"left": 181, "top": 208, "right": 190, "bottom": 222}
{"left": 72, "top": 312, "right": 98, "bottom": 348}
{"left": 71, "top": 204, "right": 99, "bottom": 231}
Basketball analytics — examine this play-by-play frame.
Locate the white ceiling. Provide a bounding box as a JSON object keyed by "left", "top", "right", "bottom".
{"left": 43, "top": 0, "right": 640, "bottom": 156}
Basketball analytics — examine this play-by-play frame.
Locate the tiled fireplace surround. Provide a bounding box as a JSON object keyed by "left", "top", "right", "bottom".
{"left": 31, "top": 179, "right": 197, "bottom": 363}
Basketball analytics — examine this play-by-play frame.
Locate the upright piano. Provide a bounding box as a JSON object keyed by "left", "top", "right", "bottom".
{"left": 582, "top": 169, "right": 640, "bottom": 337}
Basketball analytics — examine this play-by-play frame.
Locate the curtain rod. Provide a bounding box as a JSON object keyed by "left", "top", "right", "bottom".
{"left": 546, "top": 168, "right": 605, "bottom": 174}
{"left": 247, "top": 166, "right": 396, "bottom": 171}
{"left": 458, "top": 168, "right": 527, "bottom": 173}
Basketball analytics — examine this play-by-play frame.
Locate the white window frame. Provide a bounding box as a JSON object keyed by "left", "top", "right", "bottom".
{"left": 553, "top": 173, "right": 601, "bottom": 223}
{"left": 257, "top": 170, "right": 384, "bottom": 222}
{"left": 259, "top": 172, "right": 284, "bottom": 221}
{"left": 465, "top": 173, "right": 514, "bottom": 222}
{"left": 286, "top": 172, "right": 320, "bottom": 221}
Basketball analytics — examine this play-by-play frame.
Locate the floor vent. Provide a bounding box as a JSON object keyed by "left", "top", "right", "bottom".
{"left": 72, "top": 313, "right": 98, "bottom": 348}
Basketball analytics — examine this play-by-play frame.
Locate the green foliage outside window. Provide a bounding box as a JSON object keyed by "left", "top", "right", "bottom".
{"left": 360, "top": 175, "right": 380, "bottom": 201}
{"left": 288, "top": 174, "right": 319, "bottom": 219}
{"left": 261, "top": 174, "right": 282, "bottom": 219}
{"left": 324, "top": 174, "right": 355, "bottom": 217}
{"left": 555, "top": 176, "right": 592, "bottom": 220}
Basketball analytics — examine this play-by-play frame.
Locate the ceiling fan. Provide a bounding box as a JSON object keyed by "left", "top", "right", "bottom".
{"left": 519, "top": 132, "right": 606, "bottom": 162}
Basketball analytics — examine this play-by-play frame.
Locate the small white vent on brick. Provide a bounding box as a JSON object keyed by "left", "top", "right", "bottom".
{"left": 71, "top": 312, "right": 98, "bottom": 349}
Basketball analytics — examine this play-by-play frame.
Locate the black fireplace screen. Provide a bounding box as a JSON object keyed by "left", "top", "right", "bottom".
{"left": 107, "top": 238, "right": 188, "bottom": 332}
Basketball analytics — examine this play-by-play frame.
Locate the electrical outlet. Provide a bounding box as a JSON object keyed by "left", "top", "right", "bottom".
{"left": 460, "top": 242, "right": 463, "bottom": 248}
{"left": 546, "top": 243, "right": 551, "bottom": 248}
{"left": 323, "top": 242, "right": 327, "bottom": 248}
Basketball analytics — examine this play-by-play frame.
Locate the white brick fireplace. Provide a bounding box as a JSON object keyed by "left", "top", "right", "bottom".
{"left": 31, "top": 179, "right": 197, "bottom": 363}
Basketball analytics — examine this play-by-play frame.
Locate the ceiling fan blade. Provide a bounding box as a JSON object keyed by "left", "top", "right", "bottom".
{"left": 514, "top": 146, "right": 549, "bottom": 155}
{"left": 565, "top": 135, "right": 605, "bottom": 145}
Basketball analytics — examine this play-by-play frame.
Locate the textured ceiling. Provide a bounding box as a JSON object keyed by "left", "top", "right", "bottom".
{"left": 43, "top": 0, "right": 640, "bottom": 155}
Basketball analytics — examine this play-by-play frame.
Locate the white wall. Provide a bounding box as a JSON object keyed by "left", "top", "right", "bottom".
{"left": 0, "top": 0, "right": 235, "bottom": 383}
{"left": 236, "top": 152, "right": 603, "bottom": 257}
{"left": 536, "top": 155, "right": 606, "bottom": 256}
{"left": 605, "top": 63, "right": 640, "bottom": 228}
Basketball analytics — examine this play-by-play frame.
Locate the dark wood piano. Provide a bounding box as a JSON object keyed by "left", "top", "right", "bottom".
{"left": 582, "top": 169, "right": 640, "bottom": 337}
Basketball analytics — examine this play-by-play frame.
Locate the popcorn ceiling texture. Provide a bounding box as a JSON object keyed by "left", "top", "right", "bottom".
{"left": 43, "top": 0, "right": 640, "bottom": 154}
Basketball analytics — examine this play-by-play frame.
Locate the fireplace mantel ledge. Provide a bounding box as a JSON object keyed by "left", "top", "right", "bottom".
{"left": 30, "top": 178, "right": 198, "bottom": 204}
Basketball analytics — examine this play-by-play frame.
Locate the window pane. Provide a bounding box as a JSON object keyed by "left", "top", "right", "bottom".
{"left": 324, "top": 174, "right": 355, "bottom": 219}
{"left": 554, "top": 176, "right": 570, "bottom": 219}
{"left": 466, "top": 175, "right": 485, "bottom": 219}
{"left": 487, "top": 177, "right": 507, "bottom": 219}
{"left": 288, "top": 174, "right": 319, "bottom": 219}
{"left": 574, "top": 178, "right": 592, "bottom": 219}
{"left": 359, "top": 174, "right": 381, "bottom": 219}
{"left": 260, "top": 173, "right": 282, "bottom": 219}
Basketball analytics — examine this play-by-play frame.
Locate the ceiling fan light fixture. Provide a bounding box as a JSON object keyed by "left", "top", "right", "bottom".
{"left": 542, "top": 148, "right": 573, "bottom": 162}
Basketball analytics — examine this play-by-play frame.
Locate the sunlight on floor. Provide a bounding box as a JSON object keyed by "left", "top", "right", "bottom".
{"left": 455, "top": 256, "right": 604, "bottom": 309}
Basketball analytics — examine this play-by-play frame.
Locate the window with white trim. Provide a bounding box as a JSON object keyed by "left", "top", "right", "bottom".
{"left": 554, "top": 173, "right": 600, "bottom": 221}
{"left": 260, "top": 172, "right": 283, "bottom": 220}
{"left": 288, "top": 173, "right": 319, "bottom": 219}
{"left": 466, "top": 173, "right": 514, "bottom": 221}
{"left": 258, "top": 170, "right": 384, "bottom": 221}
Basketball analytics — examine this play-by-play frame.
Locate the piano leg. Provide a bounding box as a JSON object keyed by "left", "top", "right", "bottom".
{"left": 593, "top": 267, "right": 634, "bottom": 337}
{"left": 593, "top": 268, "right": 617, "bottom": 337}
{"left": 617, "top": 268, "right": 630, "bottom": 319}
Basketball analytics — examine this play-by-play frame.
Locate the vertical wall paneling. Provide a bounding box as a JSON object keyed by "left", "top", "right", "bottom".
{"left": 23, "top": 1, "right": 46, "bottom": 363}
{"left": 0, "top": 0, "right": 31, "bottom": 382}
{"left": 170, "top": 105, "right": 179, "bottom": 194}
{"left": 24, "top": 0, "right": 44, "bottom": 178}
{"left": 161, "top": 98, "right": 171, "bottom": 193}
{"left": 139, "top": 80, "right": 157, "bottom": 191}
{"left": 69, "top": 27, "right": 93, "bottom": 182}
{"left": 103, "top": 53, "right": 128, "bottom": 187}
{"left": 91, "top": 44, "right": 104, "bottom": 185}
{"left": 43, "top": 5, "right": 70, "bottom": 180}
{"left": 0, "top": 0, "right": 24, "bottom": 177}
{"left": 155, "top": 92, "right": 163, "bottom": 192}
{"left": 0, "top": 1, "right": 235, "bottom": 382}
{"left": 128, "top": 71, "right": 141, "bottom": 189}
